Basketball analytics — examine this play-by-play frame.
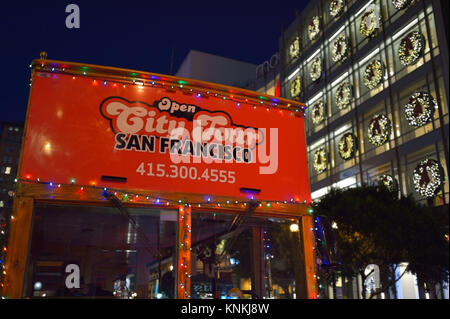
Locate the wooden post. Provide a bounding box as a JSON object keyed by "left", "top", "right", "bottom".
{"left": 176, "top": 206, "right": 191, "bottom": 299}
{"left": 4, "top": 197, "right": 34, "bottom": 299}
{"left": 301, "top": 215, "right": 317, "bottom": 299}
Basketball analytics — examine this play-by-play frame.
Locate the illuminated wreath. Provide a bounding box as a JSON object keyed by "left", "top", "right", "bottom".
{"left": 363, "top": 60, "right": 384, "bottom": 89}
{"left": 310, "top": 57, "right": 322, "bottom": 82}
{"left": 311, "top": 101, "right": 325, "bottom": 125}
{"left": 379, "top": 174, "right": 397, "bottom": 192}
{"left": 289, "top": 37, "right": 300, "bottom": 60}
{"left": 332, "top": 35, "right": 349, "bottom": 62}
{"left": 413, "top": 158, "right": 443, "bottom": 197}
{"left": 399, "top": 31, "right": 424, "bottom": 66}
{"left": 368, "top": 114, "right": 391, "bottom": 146}
{"left": 336, "top": 82, "right": 352, "bottom": 110}
{"left": 314, "top": 148, "right": 327, "bottom": 173}
{"left": 392, "top": 0, "right": 411, "bottom": 10}
{"left": 338, "top": 133, "right": 357, "bottom": 160}
{"left": 308, "top": 16, "right": 321, "bottom": 41}
{"left": 291, "top": 76, "right": 301, "bottom": 98}
{"left": 405, "top": 92, "right": 437, "bottom": 127}
{"left": 360, "top": 8, "right": 380, "bottom": 38}
{"left": 330, "top": 0, "right": 345, "bottom": 17}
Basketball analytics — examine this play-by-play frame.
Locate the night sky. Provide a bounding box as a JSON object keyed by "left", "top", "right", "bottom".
{"left": 1, "top": 0, "right": 307, "bottom": 124}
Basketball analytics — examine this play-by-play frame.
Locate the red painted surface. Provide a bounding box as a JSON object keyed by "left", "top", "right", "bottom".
{"left": 20, "top": 71, "right": 310, "bottom": 202}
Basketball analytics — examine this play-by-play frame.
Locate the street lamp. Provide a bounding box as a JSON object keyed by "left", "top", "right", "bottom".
{"left": 290, "top": 223, "right": 299, "bottom": 232}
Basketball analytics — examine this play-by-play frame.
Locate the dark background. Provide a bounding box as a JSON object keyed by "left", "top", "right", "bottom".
{"left": 0, "top": 0, "right": 307, "bottom": 123}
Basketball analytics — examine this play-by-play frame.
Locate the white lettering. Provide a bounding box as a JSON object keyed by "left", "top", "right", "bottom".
{"left": 65, "top": 264, "right": 80, "bottom": 289}
{"left": 65, "top": 4, "right": 80, "bottom": 29}
{"left": 258, "top": 128, "right": 278, "bottom": 174}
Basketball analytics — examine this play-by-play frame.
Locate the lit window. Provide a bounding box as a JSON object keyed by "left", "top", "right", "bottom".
{"left": 8, "top": 127, "right": 13, "bottom": 131}
{"left": 332, "top": 176, "right": 357, "bottom": 189}
{"left": 311, "top": 186, "right": 329, "bottom": 200}
{"left": 4, "top": 167, "right": 11, "bottom": 175}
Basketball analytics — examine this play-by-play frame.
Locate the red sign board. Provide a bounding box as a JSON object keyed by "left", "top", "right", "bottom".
{"left": 19, "top": 70, "right": 310, "bottom": 202}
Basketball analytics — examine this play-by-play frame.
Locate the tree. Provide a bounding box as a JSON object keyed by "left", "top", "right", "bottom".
{"left": 401, "top": 197, "right": 449, "bottom": 297}
{"left": 313, "top": 185, "right": 449, "bottom": 299}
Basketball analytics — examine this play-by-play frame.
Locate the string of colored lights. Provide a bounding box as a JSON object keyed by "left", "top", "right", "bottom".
{"left": 312, "top": 216, "right": 330, "bottom": 298}
{"left": 29, "top": 62, "right": 307, "bottom": 115}
{"left": 178, "top": 206, "right": 191, "bottom": 298}
{"left": 263, "top": 229, "right": 274, "bottom": 298}
{"left": 0, "top": 195, "right": 12, "bottom": 297}
{"left": 0, "top": 219, "right": 8, "bottom": 295}
{"left": 12, "top": 178, "right": 314, "bottom": 210}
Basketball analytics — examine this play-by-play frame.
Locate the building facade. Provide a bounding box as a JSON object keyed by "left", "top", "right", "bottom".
{"left": 0, "top": 122, "right": 23, "bottom": 293}
{"left": 175, "top": 50, "right": 257, "bottom": 88}
{"left": 246, "top": 52, "right": 281, "bottom": 97}
{"left": 0, "top": 122, "right": 23, "bottom": 213}
{"left": 279, "top": 0, "right": 449, "bottom": 298}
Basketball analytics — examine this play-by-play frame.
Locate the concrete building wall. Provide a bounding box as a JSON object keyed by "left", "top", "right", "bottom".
{"left": 175, "top": 50, "right": 256, "bottom": 88}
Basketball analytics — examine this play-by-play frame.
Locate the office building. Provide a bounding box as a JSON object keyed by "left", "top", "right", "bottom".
{"left": 279, "top": 0, "right": 449, "bottom": 298}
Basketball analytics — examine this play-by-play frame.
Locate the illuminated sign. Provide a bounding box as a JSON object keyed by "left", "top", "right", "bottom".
{"left": 20, "top": 70, "right": 310, "bottom": 201}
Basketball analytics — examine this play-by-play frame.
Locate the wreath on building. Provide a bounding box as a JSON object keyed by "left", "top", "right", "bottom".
{"left": 332, "top": 35, "right": 349, "bottom": 62}
{"left": 308, "top": 16, "right": 321, "bottom": 41}
{"left": 338, "top": 132, "right": 357, "bottom": 160}
{"left": 336, "top": 82, "right": 352, "bottom": 110}
{"left": 368, "top": 114, "right": 391, "bottom": 146}
{"left": 413, "top": 158, "right": 443, "bottom": 198}
{"left": 399, "top": 31, "right": 424, "bottom": 66}
{"left": 311, "top": 100, "right": 325, "bottom": 125}
{"left": 379, "top": 174, "right": 397, "bottom": 192}
{"left": 310, "top": 57, "right": 322, "bottom": 82}
{"left": 363, "top": 60, "right": 384, "bottom": 89}
{"left": 289, "top": 37, "right": 300, "bottom": 60}
{"left": 314, "top": 148, "right": 328, "bottom": 173}
{"left": 360, "top": 8, "right": 380, "bottom": 38}
{"left": 330, "top": 0, "right": 345, "bottom": 17}
{"left": 404, "top": 91, "right": 437, "bottom": 127}
{"left": 291, "top": 76, "right": 302, "bottom": 98}
{"left": 392, "top": 0, "right": 411, "bottom": 10}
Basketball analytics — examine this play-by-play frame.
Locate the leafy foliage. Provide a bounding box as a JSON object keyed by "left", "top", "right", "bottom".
{"left": 313, "top": 185, "right": 448, "bottom": 298}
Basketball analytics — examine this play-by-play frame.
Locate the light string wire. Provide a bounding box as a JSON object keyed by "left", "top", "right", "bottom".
{"left": 13, "top": 178, "right": 313, "bottom": 209}
{"left": 29, "top": 62, "right": 307, "bottom": 115}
